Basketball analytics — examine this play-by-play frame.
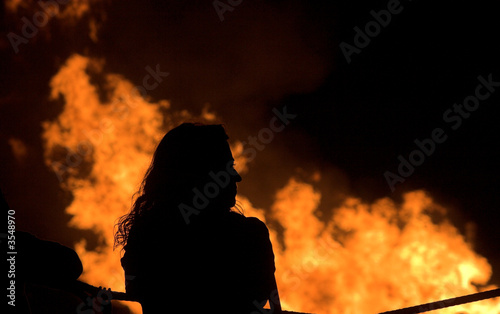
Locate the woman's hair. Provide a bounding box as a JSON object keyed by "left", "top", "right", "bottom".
{"left": 114, "top": 122, "right": 237, "bottom": 249}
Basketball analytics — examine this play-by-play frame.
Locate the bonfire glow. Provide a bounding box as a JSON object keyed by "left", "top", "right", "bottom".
{"left": 41, "top": 54, "right": 500, "bottom": 313}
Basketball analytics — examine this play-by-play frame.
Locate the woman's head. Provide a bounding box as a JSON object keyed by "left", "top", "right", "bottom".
{"left": 146, "top": 123, "right": 242, "bottom": 211}
{"left": 115, "top": 123, "right": 242, "bottom": 248}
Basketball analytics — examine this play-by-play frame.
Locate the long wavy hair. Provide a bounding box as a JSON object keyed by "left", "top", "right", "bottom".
{"left": 114, "top": 122, "right": 241, "bottom": 250}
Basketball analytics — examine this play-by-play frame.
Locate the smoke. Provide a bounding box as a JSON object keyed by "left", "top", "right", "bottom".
{"left": 94, "top": 0, "right": 333, "bottom": 105}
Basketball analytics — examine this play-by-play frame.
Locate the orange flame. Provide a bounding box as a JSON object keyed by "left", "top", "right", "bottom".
{"left": 42, "top": 54, "right": 499, "bottom": 313}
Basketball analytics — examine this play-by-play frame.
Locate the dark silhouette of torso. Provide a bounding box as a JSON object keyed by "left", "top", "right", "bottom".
{"left": 121, "top": 211, "right": 276, "bottom": 313}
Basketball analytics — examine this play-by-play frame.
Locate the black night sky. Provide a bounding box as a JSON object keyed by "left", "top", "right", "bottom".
{"left": 1, "top": 0, "right": 500, "bottom": 293}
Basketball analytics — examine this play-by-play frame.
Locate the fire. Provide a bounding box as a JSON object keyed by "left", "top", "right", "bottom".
{"left": 271, "top": 183, "right": 499, "bottom": 313}
{"left": 41, "top": 54, "right": 499, "bottom": 313}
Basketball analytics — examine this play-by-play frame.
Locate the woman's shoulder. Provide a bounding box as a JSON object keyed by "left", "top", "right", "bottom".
{"left": 227, "top": 212, "right": 270, "bottom": 235}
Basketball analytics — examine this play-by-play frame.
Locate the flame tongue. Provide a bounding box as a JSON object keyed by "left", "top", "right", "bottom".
{"left": 42, "top": 55, "right": 499, "bottom": 313}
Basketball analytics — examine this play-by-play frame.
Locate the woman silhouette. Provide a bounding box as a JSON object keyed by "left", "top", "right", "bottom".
{"left": 115, "top": 123, "right": 279, "bottom": 313}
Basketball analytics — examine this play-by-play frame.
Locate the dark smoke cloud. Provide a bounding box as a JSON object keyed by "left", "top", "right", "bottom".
{"left": 92, "top": 0, "right": 336, "bottom": 143}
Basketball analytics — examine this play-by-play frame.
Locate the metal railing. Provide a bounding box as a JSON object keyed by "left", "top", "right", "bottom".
{"left": 379, "top": 288, "right": 500, "bottom": 314}
{"left": 56, "top": 280, "right": 500, "bottom": 313}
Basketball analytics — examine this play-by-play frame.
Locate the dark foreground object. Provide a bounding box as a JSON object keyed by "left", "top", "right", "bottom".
{"left": 74, "top": 280, "right": 313, "bottom": 314}
{"left": 379, "top": 288, "right": 500, "bottom": 314}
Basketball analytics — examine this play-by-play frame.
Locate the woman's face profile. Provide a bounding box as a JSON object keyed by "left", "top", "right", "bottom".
{"left": 213, "top": 140, "right": 242, "bottom": 208}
